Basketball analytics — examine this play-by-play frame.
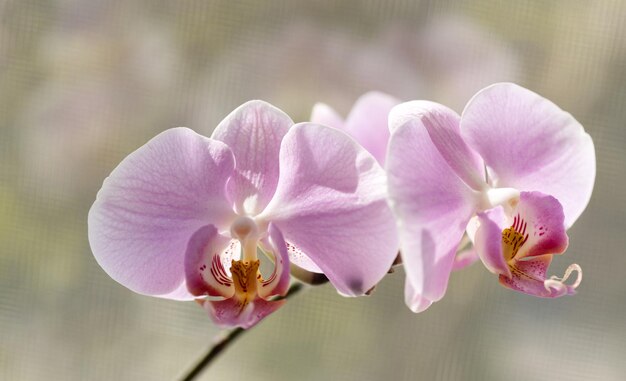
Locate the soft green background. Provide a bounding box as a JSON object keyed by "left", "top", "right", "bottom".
{"left": 1, "top": 1, "right": 625, "bottom": 380}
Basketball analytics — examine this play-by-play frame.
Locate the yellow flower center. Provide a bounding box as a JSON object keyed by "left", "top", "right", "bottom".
{"left": 230, "top": 259, "right": 261, "bottom": 311}
{"left": 502, "top": 214, "right": 528, "bottom": 262}
{"left": 501, "top": 214, "right": 528, "bottom": 262}
{"left": 501, "top": 229, "right": 525, "bottom": 261}
{"left": 500, "top": 213, "right": 545, "bottom": 282}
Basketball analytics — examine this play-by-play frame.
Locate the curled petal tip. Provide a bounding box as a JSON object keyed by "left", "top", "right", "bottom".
{"left": 544, "top": 263, "right": 582, "bottom": 296}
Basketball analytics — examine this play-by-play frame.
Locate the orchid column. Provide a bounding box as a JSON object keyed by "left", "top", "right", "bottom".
{"left": 386, "top": 83, "right": 595, "bottom": 312}
{"left": 88, "top": 101, "right": 399, "bottom": 328}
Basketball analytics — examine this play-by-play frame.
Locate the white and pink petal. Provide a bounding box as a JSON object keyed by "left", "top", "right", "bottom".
{"left": 212, "top": 100, "right": 293, "bottom": 216}
{"left": 310, "top": 102, "right": 345, "bottom": 130}
{"left": 257, "top": 224, "right": 291, "bottom": 299}
{"left": 461, "top": 83, "right": 595, "bottom": 227}
{"left": 474, "top": 206, "right": 511, "bottom": 277}
{"left": 184, "top": 225, "right": 235, "bottom": 298}
{"left": 451, "top": 247, "right": 480, "bottom": 271}
{"left": 342, "top": 91, "right": 399, "bottom": 164}
{"left": 88, "top": 128, "right": 236, "bottom": 300}
{"left": 260, "top": 123, "right": 398, "bottom": 297}
{"left": 514, "top": 191, "right": 569, "bottom": 259}
{"left": 389, "top": 101, "right": 486, "bottom": 191}
{"left": 386, "top": 112, "right": 481, "bottom": 312}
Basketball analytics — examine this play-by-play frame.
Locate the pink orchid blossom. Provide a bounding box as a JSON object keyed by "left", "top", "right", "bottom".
{"left": 310, "top": 92, "right": 400, "bottom": 164}
{"left": 88, "top": 101, "right": 398, "bottom": 328}
{"left": 386, "top": 83, "right": 595, "bottom": 312}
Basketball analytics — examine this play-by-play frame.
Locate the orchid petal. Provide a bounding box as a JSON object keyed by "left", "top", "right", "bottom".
{"left": 461, "top": 83, "right": 596, "bottom": 227}
{"left": 389, "top": 101, "right": 486, "bottom": 190}
{"left": 310, "top": 102, "right": 345, "bottom": 130}
{"left": 514, "top": 191, "right": 569, "bottom": 259}
{"left": 404, "top": 278, "right": 433, "bottom": 313}
{"left": 202, "top": 297, "right": 286, "bottom": 329}
{"left": 452, "top": 247, "right": 480, "bottom": 271}
{"left": 212, "top": 100, "right": 293, "bottom": 215}
{"left": 342, "top": 92, "right": 399, "bottom": 164}
{"left": 285, "top": 241, "right": 322, "bottom": 273}
{"left": 88, "top": 128, "right": 235, "bottom": 300}
{"left": 386, "top": 118, "right": 480, "bottom": 312}
{"left": 184, "top": 225, "right": 235, "bottom": 298}
{"left": 257, "top": 224, "right": 291, "bottom": 299}
{"left": 474, "top": 206, "right": 511, "bottom": 277}
{"left": 260, "top": 123, "right": 398, "bottom": 296}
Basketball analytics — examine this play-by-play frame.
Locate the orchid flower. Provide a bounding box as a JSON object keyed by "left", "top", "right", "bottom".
{"left": 88, "top": 101, "right": 398, "bottom": 328}
{"left": 386, "top": 83, "right": 595, "bottom": 312}
{"left": 310, "top": 92, "right": 399, "bottom": 164}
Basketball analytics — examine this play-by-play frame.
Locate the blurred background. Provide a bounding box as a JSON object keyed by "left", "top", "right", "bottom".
{"left": 1, "top": 0, "right": 625, "bottom": 380}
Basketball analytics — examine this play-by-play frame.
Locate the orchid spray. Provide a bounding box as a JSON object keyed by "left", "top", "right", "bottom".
{"left": 88, "top": 83, "right": 594, "bottom": 378}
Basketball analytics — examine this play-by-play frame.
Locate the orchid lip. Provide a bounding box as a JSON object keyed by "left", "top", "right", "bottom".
{"left": 544, "top": 263, "right": 582, "bottom": 295}
{"left": 230, "top": 258, "right": 261, "bottom": 312}
{"left": 493, "top": 192, "right": 582, "bottom": 298}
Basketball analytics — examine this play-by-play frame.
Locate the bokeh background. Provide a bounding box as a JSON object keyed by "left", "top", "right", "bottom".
{"left": 1, "top": 1, "right": 625, "bottom": 380}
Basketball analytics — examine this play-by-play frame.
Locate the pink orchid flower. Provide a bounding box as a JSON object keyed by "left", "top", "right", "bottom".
{"left": 310, "top": 92, "right": 400, "bottom": 164}
{"left": 88, "top": 101, "right": 398, "bottom": 328}
{"left": 386, "top": 83, "right": 595, "bottom": 312}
